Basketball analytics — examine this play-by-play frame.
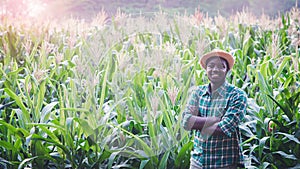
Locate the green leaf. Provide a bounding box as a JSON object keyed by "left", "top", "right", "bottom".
{"left": 4, "top": 88, "right": 30, "bottom": 124}
{"left": 175, "top": 141, "right": 193, "bottom": 167}
{"left": 0, "top": 140, "right": 17, "bottom": 151}
{"left": 140, "top": 159, "right": 150, "bottom": 169}
{"left": 267, "top": 94, "right": 293, "bottom": 121}
{"left": 257, "top": 71, "right": 274, "bottom": 116}
{"left": 273, "top": 56, "right": 291, "bottom": 80}
{"left": 41, "top": 101, "right": 58, "bottom": 123}
{"left": 18, "top": 156, "right": 38, "bottom": 169}
{"left": 112, "top": 124, "right": 156, "bottom": 161}
{"left": 107, "top": 152, "right": 119, "bottom": 169}
{"left": 241, "top": 136, "right": 257, "bottom": 146}
{"left": 148, "top": 121, "right": 158, "bottom": 150}
{"left": 30, "top": 134, "right": 69, "bottom": 155}
{"left": 273, "top": 151, "right": 297, "bottom": 160}
{"left": 75, "top": 118, "right": 95, "bottom": 137}
{"left": 35, "top": 80, "right": 47, "bottom": 121}
{"left": 260, "top": 61, "right": 268, "bottom": 80}
{"left": 158, "top": 151, "right": 170, "bottom": 169}
{"left": 259, "top": 136, "right": 269, "bottom": 159}
{"left": 276, "top": 132, "right": 300, "bottom": 144}
{"left": 262, "top": 162, "right": 270, "bottom": 169}
{"left": 38, "top": 125, "right": 61, "bottom": 143}
{"left": 240, "top": 123, "right": 255, "bottom": 138}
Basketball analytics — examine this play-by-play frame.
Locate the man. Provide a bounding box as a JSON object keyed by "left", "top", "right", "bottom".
{"left": 182, "top": 49, "right": 247, "bottom": 169}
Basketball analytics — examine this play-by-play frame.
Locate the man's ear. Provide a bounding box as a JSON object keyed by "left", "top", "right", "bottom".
{"left": 226, "top": 69, "right": 231, "bottom": 76}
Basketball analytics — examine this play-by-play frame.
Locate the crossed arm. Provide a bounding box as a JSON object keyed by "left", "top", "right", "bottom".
{"left": 182, "top": 89, "right": 247, "bottom": 137}
{"left": 184, "top": 115, "right": 225, "bottom": 136}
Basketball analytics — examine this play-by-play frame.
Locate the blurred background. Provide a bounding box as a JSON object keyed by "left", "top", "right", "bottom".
{"left": 0, "top": 0, "right": 299, "bottom": 20}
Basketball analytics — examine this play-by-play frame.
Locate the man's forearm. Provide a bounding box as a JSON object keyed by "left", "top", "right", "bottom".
{"left": 201, "top": 123, "right": 225, "bottom": 136}
{"left": 186, "top": 116, "right": 220, "bottom": 130}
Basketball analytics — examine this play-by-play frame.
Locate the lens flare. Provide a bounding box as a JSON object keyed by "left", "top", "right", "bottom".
{"left": 0, "top": 0, "right": 47, "bottom": 18}
{"left": 27, "top": 0, "right": 46, "bottom": 18}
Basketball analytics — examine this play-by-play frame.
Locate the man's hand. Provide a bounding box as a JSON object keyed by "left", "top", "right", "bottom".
{"left": 203, "top": 117, "right": 220, "bottom": 127}
{"left": 186, "top": 116, "right": 220, "bottom": 131}
{"left": 201, "top": 122, "right": 219, "bottom": 140}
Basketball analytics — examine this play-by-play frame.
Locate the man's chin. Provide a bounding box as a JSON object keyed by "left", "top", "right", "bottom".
{"left": 209, "top": 79, "right": 225, "bottom": 84}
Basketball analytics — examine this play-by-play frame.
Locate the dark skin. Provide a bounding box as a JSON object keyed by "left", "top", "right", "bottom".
{"left": 185, "top": 56, "right": 229, "bottom": 137}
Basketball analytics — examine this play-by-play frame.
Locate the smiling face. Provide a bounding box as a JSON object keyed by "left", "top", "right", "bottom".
{"left": 206, "top": 56, "right": 229, "bottom": 86}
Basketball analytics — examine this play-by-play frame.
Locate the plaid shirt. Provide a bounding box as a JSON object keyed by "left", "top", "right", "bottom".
{"left": 182, "top": 82, "right": 247, "bottom": 169}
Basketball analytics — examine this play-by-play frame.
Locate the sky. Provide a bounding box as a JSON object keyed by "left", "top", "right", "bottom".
{"left": 1, "top": 0, "right": 299, "bottom": 20}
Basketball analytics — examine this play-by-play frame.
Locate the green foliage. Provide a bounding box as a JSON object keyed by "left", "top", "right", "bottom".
{"left": 0, "top": 6, "right": 299, "bottom": 169}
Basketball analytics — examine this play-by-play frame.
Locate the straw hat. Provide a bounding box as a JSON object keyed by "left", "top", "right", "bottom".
{"left": 200, "top": 49, "right": 235, "bottom": 70}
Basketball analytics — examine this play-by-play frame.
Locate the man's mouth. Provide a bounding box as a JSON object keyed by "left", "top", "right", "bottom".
{"left": 211, "top": 74, "right": 220, "bottom": 78}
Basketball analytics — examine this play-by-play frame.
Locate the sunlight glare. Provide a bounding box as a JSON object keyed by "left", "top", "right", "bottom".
{"left": 27, "top": 0, "right": 46, "bottom": 18}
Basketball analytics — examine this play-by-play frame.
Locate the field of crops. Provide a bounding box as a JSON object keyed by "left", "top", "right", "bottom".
{"left": 0, "top": 6, "right": 299, "bottom": 169}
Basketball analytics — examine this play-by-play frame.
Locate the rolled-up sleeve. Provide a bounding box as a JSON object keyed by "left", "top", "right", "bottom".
{"left": 182, "top": 88, "right": 199, "bottom": 130}
{"left": 218, "top": 90, "right": 247, "bottom": 137}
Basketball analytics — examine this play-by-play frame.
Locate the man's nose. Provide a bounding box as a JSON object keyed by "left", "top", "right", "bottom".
{"left": 212, "top": 66, "right": 219, "bottom": 71}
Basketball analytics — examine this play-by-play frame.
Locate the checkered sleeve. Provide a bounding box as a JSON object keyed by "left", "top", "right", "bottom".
{"left": 218, "top": 90, "right": 247, "bottom": 137}
{"left": 182, "top": 87, "right": 199, "bottom": 130}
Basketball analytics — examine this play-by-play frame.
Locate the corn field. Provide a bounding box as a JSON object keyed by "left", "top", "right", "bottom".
{"left": 0, "top": 6, "right": 299, "bottom": 169}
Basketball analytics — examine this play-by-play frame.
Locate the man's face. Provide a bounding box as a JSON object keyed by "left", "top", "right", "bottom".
{"left": 206, "top": 57, "right": 228, "bottom": 85}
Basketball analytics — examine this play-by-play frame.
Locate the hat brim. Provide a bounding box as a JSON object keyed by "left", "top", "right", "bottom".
{"left": 200, "top": 50, "right": 235, "bottom": 70}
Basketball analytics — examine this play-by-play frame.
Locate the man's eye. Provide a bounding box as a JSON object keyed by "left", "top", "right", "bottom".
{"left": 207, "top": 64, "right": 226, "bottom": 69}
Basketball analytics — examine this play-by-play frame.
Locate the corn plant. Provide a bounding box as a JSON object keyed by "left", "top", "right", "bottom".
{"left": 0, "top": 6, "right": 299, "bottom": 169}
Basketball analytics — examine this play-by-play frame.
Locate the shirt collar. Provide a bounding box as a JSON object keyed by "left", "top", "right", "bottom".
{"left": 202, "top": 81, "right": 228, "bottom": 96}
